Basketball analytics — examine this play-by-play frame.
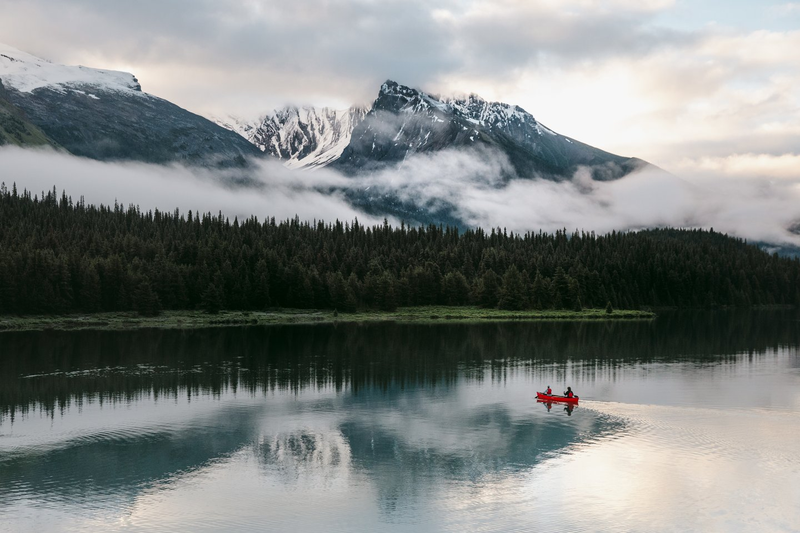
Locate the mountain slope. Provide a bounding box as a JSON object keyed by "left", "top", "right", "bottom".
{"left": 333, "top": 81, "right": 645, "bottom": 180}
{"left": 0, "top": 80, "right": 57, "bottom": 148}
{"left": 218, "top": 105, "right": 368, "bottom": 169}
{"left": 0, "top": 43, "right": 262, "bottom": 167}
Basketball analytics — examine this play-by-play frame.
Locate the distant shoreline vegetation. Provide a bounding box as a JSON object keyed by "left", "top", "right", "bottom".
{"left": 0, "top": 307, "right": 655, "bottom": 333}
{"left": 1, "top": 184, "right": 799, "bottom": 319}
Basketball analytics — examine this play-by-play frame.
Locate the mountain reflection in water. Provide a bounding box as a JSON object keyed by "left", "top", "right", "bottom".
{"left": 1, "top": 309, "right": 798, "bottom": 532}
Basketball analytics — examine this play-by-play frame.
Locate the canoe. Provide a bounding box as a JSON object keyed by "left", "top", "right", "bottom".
{"left": 536, "top": 392, "right": 579, "bottom": 403}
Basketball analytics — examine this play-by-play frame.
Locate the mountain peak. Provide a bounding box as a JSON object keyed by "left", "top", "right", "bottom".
{"left": 0, "top": 42, "right": 141, "bottom": 94}
{"left": 380, "top": 79, "right": 411, "bottom": 94}
{"left": 374, "top": 80, "right": 532, "bottom": 128}
{"left": 378, "top": 80, "right": 426, "bottom": 102}
{"left": 331, "top": 79, "right": 644, "bottom": 180}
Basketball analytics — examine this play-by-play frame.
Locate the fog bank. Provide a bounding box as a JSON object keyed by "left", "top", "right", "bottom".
{"left": 2, "top": 146, "right": 799, "bottom": 248}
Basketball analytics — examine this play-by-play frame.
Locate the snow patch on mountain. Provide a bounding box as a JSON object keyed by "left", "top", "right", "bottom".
{"left": 378, "top": 81, "right": 541, "bottom": 131}
{"left": 210, "top": 114, "right": 259, "bottom": 140}
{"left": 0, "top": 42, "right": 141, "bottom": 95}
{"left": 216, "top": 105, "right": 368, "bottom": 170}
{"left": 366, "top": 80, "right": 564, "bottom": 156}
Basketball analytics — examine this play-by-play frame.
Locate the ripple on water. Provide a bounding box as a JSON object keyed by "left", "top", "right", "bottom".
{"left": 584, "top": 401, "right": 800, "bottom": 468}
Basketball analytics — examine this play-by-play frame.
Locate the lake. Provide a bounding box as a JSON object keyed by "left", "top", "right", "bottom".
{"left": 1, "top": 311, "right": 799, "bottom": 532}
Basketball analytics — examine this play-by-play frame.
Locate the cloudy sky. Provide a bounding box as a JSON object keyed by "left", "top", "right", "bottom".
{"left": 2, "top": 0, "right": 799, "bottom": 175}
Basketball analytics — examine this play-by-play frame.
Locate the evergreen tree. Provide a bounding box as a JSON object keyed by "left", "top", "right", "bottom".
{"left": 568, "top": 278, "right": 581, "bottom": 311}
{"left": 328, "top": 272, "right": 357, "bottom": 312}
{"left": 477, "top": 269, "right": 501, "bottom": 308}
{"left": 553, "top": 267, "right": 571, "bottom": 309}
{"left": 0, "top": 261, "right": 16, "bottom": 314}
{"left": 443, "top": 271, "right": 470, "bottom": 305}
{"left": 499, "top": 266, "right": 527, "bottom": 310}
{"left": 347, "top": 274, "right": 363, "bottom": 309}
{"left": 374, "top": 272, "right": 397, "bottom": 311}
{"left": 201, "top": 283, "right": 223, "bottom": 314}
{"left": 0, "top": 184, "right": 798, "bottom": 316}
{"left": 530, "top": 271, "right": 549, "bottom": 309}
{"left": 133, "top": 278, "right": 161, "bottom": 317}
{"left": 79, "top": 266, "right": 101, "bottom": 312}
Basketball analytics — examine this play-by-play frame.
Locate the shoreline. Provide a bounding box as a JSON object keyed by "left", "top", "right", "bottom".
{"left": 0, "top": 307, "right": 655, "bottom": 333}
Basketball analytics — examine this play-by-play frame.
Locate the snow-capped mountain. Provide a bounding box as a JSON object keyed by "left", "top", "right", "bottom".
{"left": 1, "top": 43, "right": 644, "bottom": 184}
{"left": 212, "top": 80, "right": 645, "bottom": 224}
{"left": 217, "top": 105, "right": 368, "bottom": 170}
{"left": 0, "top": 43, "right": 261, "bottom": 166}
{"left": 218, "top": 80, "right": 644, "bottom": 181}
{"left": 0, "top": 42, "right": 141, "bottom": 95}
{"left": 333, "top": 80, "right": 644, "bottom": 180}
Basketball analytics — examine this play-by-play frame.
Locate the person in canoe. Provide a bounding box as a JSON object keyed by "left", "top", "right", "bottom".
{"left": 545, "top": 385, "right": 552, "bottom": 395}
{"left": 564, "top": 386, "right": 575, "bottom": 398}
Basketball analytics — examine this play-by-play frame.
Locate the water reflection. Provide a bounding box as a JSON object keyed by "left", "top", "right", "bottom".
{"left": 537, "top": 400, "right": 577, "bottom": 416}
{"left": 0, "top": 403, "right": 261, "bottom": 510}
{"left": 0, "top": 309, "right": 799, "bottom": 531}
{"left": 2, "top": 309, "right": 799, "bottom": 420}
{"left": 0, "top": 377, "right": 625, "bottom": 527}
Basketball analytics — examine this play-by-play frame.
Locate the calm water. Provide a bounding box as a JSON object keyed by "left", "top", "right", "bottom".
{"left": 1, "top": 311, "right": 799, "bottom": 532}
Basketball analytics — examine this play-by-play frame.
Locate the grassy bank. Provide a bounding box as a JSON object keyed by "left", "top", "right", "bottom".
{"left": 0, "top": 307, "right": 655, "bottom": 333}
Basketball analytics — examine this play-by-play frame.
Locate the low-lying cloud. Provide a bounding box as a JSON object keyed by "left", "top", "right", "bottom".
{"left": 354, "top": 147, "right": 800, "bottom": 246}
{"left": 0, "top": 146, "right": 379, "bottom": 225}
{"left": 2, "top": 145, "right": 800, "bottom": 248}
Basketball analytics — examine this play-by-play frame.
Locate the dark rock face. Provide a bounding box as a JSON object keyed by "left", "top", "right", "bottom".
{"left": 4, "top": 84, "right": 263, "bottom": 168}
{"left": 333, "top": 80, "right": 645, "bottom": 180}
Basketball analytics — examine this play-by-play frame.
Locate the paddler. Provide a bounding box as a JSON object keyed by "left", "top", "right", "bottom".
{"left": 564, "top": 386, "right": 575, "bottom": 398}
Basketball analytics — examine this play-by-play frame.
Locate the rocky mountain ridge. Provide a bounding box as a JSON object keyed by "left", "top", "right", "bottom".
{"left": 223, "top": 80, "right": 645, "bottom": 181}
{"left": 216, "top": 105, "right": 368, "bottom": 169}
{"left": 0, "top": 42, "right": 262, "bottom": 167}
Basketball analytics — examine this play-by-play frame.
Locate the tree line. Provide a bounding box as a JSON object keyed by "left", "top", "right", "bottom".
{"left": 1, "top": 184, "right": 799, "bottom": 316}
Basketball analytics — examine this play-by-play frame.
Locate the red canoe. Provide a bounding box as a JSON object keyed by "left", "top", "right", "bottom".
{"left": 536, "top": 392, "right": 579, "bottom": 403}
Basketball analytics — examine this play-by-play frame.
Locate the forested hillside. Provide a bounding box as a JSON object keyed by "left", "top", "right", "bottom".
{"left": 1, "top": 184, "right": 798, "bottom": 316}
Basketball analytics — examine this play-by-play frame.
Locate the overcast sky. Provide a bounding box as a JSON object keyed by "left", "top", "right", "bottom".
{"left": 1, "top": 0, "right": 799, "bottom": 176}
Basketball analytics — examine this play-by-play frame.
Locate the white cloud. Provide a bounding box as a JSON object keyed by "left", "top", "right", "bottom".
{"left": 674, "top": 153, "right": 800, "bottom": 180}
{"left": 2, "top": 145, "right": 799, "bottom": 248}
{"left": 373, "top": 149, "right": 800, "bottom": 246}
{"left": 2, "top": 0, "right": 798, "bottom": 177}
{"left": 697, "top": 30, "right": 800, "bottom": 67}
{"left": 0, "top": 146, "right": 383, "bottom": 225}
{"left": 0, "top": 0, "right": 684, "bottom": 117}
